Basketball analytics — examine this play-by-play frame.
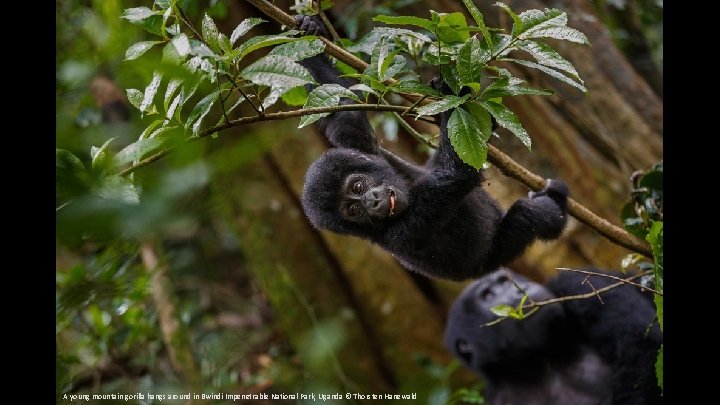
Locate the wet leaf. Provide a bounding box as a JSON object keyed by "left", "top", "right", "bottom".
{"left": 481, "top": 76, "right": 554, "bottom": 99}
{"left": 503, "top": 58, "right": 586, "bottom": 92}
{"left": 388, "top": 81, "right": 441, "bottom": 96}
{"left": 457, "top": 36, "right": 490, "bottom": 85}
{"left": 372, "top": 15, "right": 435, "bottom": 31}
{"left": 478, "top": 100, "right": 531, "bottom": 149}
{"left": 448, "top": 107, "right": 488, "bottom": 169}
{"left": 140, "top": 72, "right": 163, "bottom": 113}
{"left": 268, "top": 38, "right": 325, "bottom": 61}
{"left": 230, "top": 17, "right": 266, "bottom": 45}
{"left": 416, "top": 94, "right": 469, "bottom": 117}
{"left": 299, "top": 84, "right": 358, "bottom": 128}
{"left": 124, "top": 41, "right": 161, "bottom": 61}
{"left": 460, "top": 0, "right": 493, "bottom": 48}
{"left": 202, "top": 13, "right": 221, "bottom": 52}
{"left": 234, "top": 32, "right": 300, "bottom": 61}
{"left": 517, "top": 40, "right": 580, "bottom": 78}
{"left": 240, "top": 55, "right": 315, "bottom": 88}
{"left": 522, "top": 26, "right": 589, "bottom": 44}
{"left": 186, "top": 90, "right": 219, "bottom": 135}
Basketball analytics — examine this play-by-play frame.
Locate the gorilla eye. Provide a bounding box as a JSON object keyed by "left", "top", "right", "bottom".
{"left": 352, "top": 179, "right": 365, "bottom": 194}
{"left": 480, "top": 289, "right": 493, "bottom": 300}
{"left": 496, "top": 274, "right": 510, "bottom": 284}
{"left": 348, "top": 204, "right": 361, "bottom": 217}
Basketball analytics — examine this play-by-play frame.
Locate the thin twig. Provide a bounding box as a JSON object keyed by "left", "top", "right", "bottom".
{"left": 525, "top": 271, "right": 649, "bottom": 309}
{"left": 315, "top": 2, "right": 341, "bottom": 44}
{"left": 117, "top": 103, "right": 415, "bottom": 176}
{"left": 557, "top": 267, "right": 662, "bottom": 296}
{"left": 245, "top": 0, "right": 653, "bottom": 258}
{"left": 483, "top": 271, "right": 651, "bottom": 327}
{"left": 401, "top": 94, "right": 427, "bottom": 116}
{"left": 175, "top": 5, "right": 263, "bottom": 115}
{"left": 216, "top": 64, "right": 230, "bottom": 124}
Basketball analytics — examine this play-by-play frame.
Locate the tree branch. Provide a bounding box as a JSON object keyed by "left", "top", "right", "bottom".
{"left": 117, "top": 103, "right": 417, "bottom": 176}
{"left": 557, "top": 267, "right": 662, "bottom": 296}
{"left": 245, "top": 0, "right": 653, "bottom": 257}
{"left": 483, "top": 271, "right": 650, "bottom": 327}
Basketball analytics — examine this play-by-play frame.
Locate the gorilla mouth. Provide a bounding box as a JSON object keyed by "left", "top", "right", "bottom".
{"left": 389, "top": 189, "right": 396, "bottom": 216}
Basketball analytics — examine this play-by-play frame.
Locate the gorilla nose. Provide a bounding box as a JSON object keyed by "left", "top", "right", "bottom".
{"left": 362, "top": 189, "right": 384, "bottom": 212}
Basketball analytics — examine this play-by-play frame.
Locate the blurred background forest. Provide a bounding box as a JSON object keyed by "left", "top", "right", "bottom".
{"left": 56, "top": 0, "right": 662, "bottom": 403}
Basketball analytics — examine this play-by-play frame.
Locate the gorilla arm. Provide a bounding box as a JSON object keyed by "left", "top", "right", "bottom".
{"left": 295, "top": 15, "right": 379, "bottom": 154}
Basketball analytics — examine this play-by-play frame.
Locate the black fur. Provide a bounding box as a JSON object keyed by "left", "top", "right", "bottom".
{"left": 444, "top": 268, "right": 662, "bottom": 404}
{"left": 297, "top": 15, "right": 569, "bottom": 280}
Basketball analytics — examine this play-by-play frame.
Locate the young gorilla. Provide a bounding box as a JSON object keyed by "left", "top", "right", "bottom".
{"left": 444, "top": 268, "right": 662, "bottom": 405}
{"left": 297, "top": 16, "right": 569, "bottom": 280}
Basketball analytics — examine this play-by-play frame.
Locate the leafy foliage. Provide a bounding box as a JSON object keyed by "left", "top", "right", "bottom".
{"left": 109, "top": 0, "right": 589, "bottom": 175}
{"left": 620, "top": 161, "right": 663, "bottom": 392}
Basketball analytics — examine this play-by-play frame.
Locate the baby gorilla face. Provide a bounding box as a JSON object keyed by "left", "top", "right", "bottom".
{"left": 340, "top": 173, "right": 408, "bottom": 223}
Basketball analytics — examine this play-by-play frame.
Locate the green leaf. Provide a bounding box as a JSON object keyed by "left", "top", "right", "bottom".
{"left": 349, "top": 83, "right": 379, "bottom": 98}
{"left": 478, "top": 100, "right": 531, "bottom": 149}
{"left": 457, "top": 36, "right": 490, "bottom": 85}
{"left": 90, "top": 137, "right": 117, "bottom": 171}
{"left": 122, "top": 8, "right": 164, "bottom": 36}
{"left": 372, "top": 15, "right": 435, "bottom": 31}
{"left": 347, "top": 27, "right": 432, "bottom": 55}
{"left": 56, "top": 149, "right": 92, "bottom": 202}
{"left": 138, "top": 120, "right": 164, "bottom": 140}
{"left": 241, "top": 55, "right": 315, "bottom": 88}
{"left": 126, "top": 89, "right": 143, "bottom": 111}
{"left": 121, "top": 7, "right": 154, "bottom": 22}
{"left": 494, "top": 2, "right": 523, "bottom": 37}
{"left": 269, "top": 38, "right": 325, "bottom": 61}
{"left": 230, "top": 17, "right": 266, "bottom": 45}
{"left": 140, "top": 71, "right": 163, "bottom": 113}
{"left": 281, "top": 86, "right": 309, "bottom": 107}
{"left": 186, "top": 90, "right": 219, "bottom": 135}
{"left": 416, "top": 94, "right": 470, "bottom": 117}
{"left": 490, "top": 33, "right": 513, "bottom": 57}
{"left": 647, "top": 220, "right": 663, "bottom": 289}
{"left": 202, "top": 13, "right": 221, "bottom": 52}
{"left": 381, "top": 54, "right": 406, "bottom": 81}
{"left": 448, "top": 107, "right": 488, "bottom": 169}
{"left": 517, "top": 40, "right": 580, "bottom": 78}
{"left": 114, "top": 137, "right": 166, "bottom": 168}
{"left": 518, "top": 8, "right": 567, "bottom": 36}
{"left": 388, "top": 81, "right": 441, "bottom": 96}
{"left": 490, "top": 304, "right": 515, "bottom": 318}
{"left": 465, "top": 103, "right": 493, "bottom": 141}
{"left": 481, "top": 76, "right": 554, "bottom": 99}
{"left": 92, "top": 175, "right": 140, "bottom": 204}
{"left": 441, "top": 64, "right": 461, "bottom": 95}
{"left": 234, "top": 33, "right": 300, "bottom": 61}
{"left": 164, "top": 78, "right": 183, "bottom": 111}
{"left": 171, "top": 33, "right": 191, "bottom": 58}
{"left": 125, "top": 41, "right": 161, "bottom": 61}
{"left": 299, "top": 84, "right": 358, "bottom": 128}
{"left": 166, "top": 89, "right": 184, "bottom": 122}
{"left": 503, "top": 58, "right": 587, "bottom": 92}
{"left": 343, "top": 73, "right": 388, "bottom": 93}
{"left": 436, "top": 12, "right": 469, "bottom": 43}
{"left": 460, "top": 0, "right": 493, "bottom": 49}
{"left": 218, "top": 33, "right": 233, "bottom": 54}
{"left": 523, "top": 26, "right": 589, "bottom": 44}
